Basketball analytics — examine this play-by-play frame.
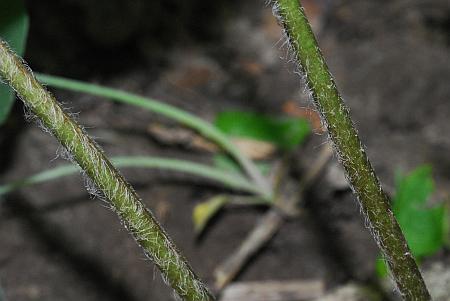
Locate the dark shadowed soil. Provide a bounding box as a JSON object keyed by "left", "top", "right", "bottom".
{"left": 0, "top": 0, "right": 449, "bottom": 300}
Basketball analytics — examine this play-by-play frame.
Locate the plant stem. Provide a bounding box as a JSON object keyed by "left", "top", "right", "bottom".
{"left": 35, "top": 73, "right": 271, "bottom": 198}
{"left": 0, "top": 39, "right": 213, "bottom": 301}
{"left": 0, "top": 156, "right": 263, "bottom": 197}
{"left": 272, "top": 1, "right": 430, "bottom": 299}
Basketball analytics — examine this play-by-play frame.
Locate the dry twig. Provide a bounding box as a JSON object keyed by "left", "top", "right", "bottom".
{"left": 214, "top": 144, "right": 333, "bottom": 291}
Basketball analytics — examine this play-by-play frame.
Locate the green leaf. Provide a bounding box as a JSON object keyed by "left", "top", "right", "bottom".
{"left": 213, "top": 154, "right": 242, "bottom": 174}
{"left": 393, "top": 166, "right": 434, "bottom": 213}
{"left": 392, "top": 165, "right": 447, "bottom": 258}
{"left": 193, "top": 195, "right": 229, "bottom": 234}
{"left": 396, "top": 205, "right": 446, "bottom": 258}
{"left": 0, "top": 0, "right": 29, "bottom": 125}
{"left": 0, "top": 156, "right": 262, "bottom": 197}
{"left": 213, "top": 154, "right": 271, "bottom": 176}
{"left": 215, "top": 110, "right": 310, "bottom": 150}
{"left": 377, "top": 165, "right": 449, "bottom": 278}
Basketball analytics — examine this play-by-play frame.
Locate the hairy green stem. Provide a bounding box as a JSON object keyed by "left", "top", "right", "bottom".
{"left": 0, "top": 39, "right": 213, "bottom": 301}
{"left": 272, "top": 1, "right": 430, "bottom": 299}
{"left": 0, "top": 156, "right": 263, "bottom": 197}
{"left": 35, "top": 73, "right": 271, "bottom": 198}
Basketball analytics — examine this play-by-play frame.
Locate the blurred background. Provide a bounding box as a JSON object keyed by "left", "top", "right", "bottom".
{"left": 0, "top": 0, "right": 449, "bottom": 300}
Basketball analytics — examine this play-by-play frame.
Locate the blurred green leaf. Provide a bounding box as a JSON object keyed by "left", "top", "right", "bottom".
{"left": 213, "top": 154, "right": 242, "bottom": 174}
{"left": 393, "top": 166, "right": 447, "bottom": 258}
{"left": 213, "top": 154, "right": 270, "bottom": 175}
{"left": 377, "top": 165, "right": 449, "bottom": 278}
{"left": 193, "top": 195, "right": 229, "bottom": 234}
{"left": 215, "top": 110, "right": 310, "bottom": 150}
{"left": 393, "top": 166, "right": 434, "bottom": 213}
{"left": 398, "top": 205, "right": 445, "bottom": 257}
{"left": 0, "top": 0, "right": 29, "bottom": 125}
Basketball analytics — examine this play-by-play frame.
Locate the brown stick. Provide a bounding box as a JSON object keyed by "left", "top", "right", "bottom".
{"left": 213, "top": 144, "right": 333, "bottom": 291}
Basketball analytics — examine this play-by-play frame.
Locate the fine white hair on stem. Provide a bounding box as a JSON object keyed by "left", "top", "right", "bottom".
{"left": 0, "top": 38, "right": 213, "bottom": 301}
{"left": 267, "top": 1, "right": 429, "bottom": 299}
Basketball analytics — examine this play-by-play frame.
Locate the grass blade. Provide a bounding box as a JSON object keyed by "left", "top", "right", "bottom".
{"left": 0, "top": 156, "right": 262, "bottom": 197}
{"left": 35, "top": 73, "right": 271, "bottom": 198}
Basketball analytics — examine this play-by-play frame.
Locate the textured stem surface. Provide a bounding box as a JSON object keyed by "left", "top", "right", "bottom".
{"left": 272, "top": 1, "right": 430, "bottom": 299}
{"left": 0, "top": 39, "right": 213, "bottom": 301}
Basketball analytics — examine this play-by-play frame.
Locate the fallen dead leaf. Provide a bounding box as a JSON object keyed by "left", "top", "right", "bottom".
{"left": 230, "top": 137, "right": 276, "bottom": 160}
{"left": 148, "top": 123, "right": 218, "bottom": 152}
{"left": 148, "top": 123, "right": 277, "bottom": 160}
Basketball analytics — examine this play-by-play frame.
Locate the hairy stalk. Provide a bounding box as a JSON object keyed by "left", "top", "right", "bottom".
{"left": 0, "top": 156, "right": 263, "bottom": 197}
{"left": 35, "top": 73, "right": 271, "bottom": 198}
{"left": 0, "top": 39, "right": 213, "bottom": 301}
{"left": 272, "top": 1, "right": 430, "bottom": 299}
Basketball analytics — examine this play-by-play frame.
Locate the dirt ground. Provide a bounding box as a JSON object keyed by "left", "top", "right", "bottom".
{"left": 1, "top": 0, "right": 449, "bottom": 300}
